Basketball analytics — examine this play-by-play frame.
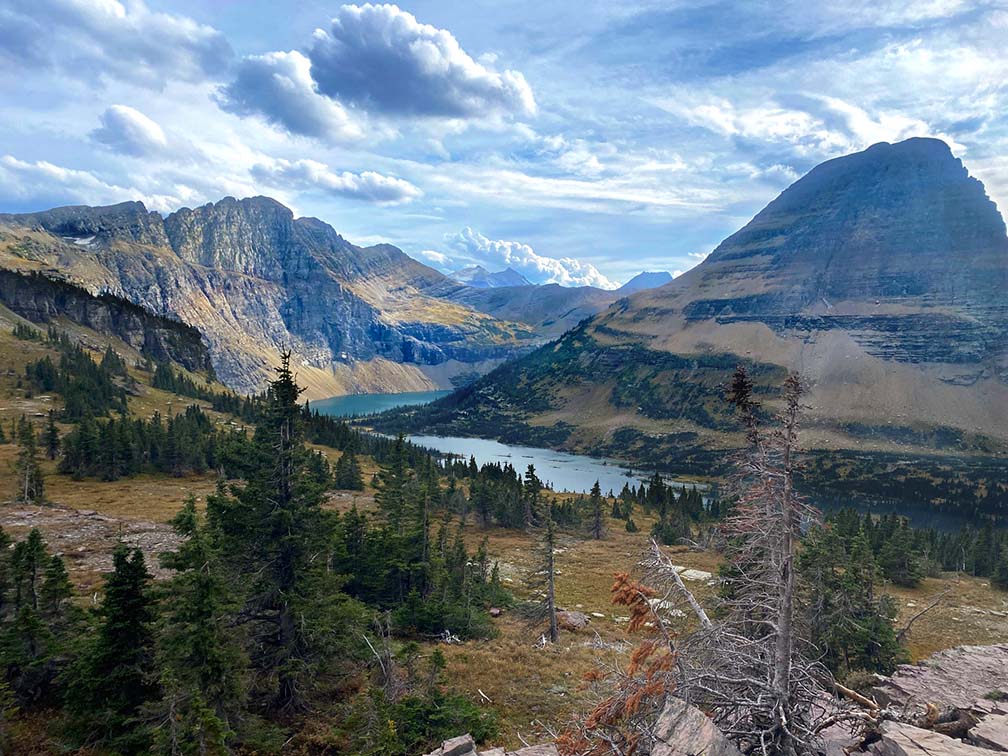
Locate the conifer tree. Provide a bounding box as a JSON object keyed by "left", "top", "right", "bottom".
{"left": 527, "top": 515, "right": 558, "bottom": 643}
{"left": 207, "top": 352, "right": 365, "bottom": 712}
{"left": 65, "top": 546, "right": 157, "bottom": 752}
{"left": 14, "top": 417, "right": 43, "bottom": 505}
{"left": 334, "top": 442, "right": 364, "bottom": 490}
{"left": 43, "top": 410, "right": 59, "bottom": 461}
{"left": 589, "top": 480, "right": 605, "bottom": 540}
{"left": 523, "top": 465, "right": 542, "bottom": 530}
{"left": 152, "top": 495, "right": 245, "bottom": 754}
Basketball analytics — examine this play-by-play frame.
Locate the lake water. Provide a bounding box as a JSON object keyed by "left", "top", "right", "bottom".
{"left": 408, "top": 434, "right": 658, "bottom": 495}
{"left": 314, "top": 393, "right": 980, "bottom": 528}
{"left": 311, "top": 390, "right": 451, "bottom": 417}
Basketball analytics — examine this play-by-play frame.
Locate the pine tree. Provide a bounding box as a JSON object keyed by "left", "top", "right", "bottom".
{"left": 65, "top": 545, "right": 157, "bottom": 752}
{"left": 152, "top": 496, "right": 245, "bottom": 754}
{"left": 589, "top": 480, "right": 605, "bottom": 540}
{"left": 43, "top": 411, "right": 59, "bottom": 461}
{"left": 206, "top": 352, "right": 365, "bottom": 713}
{"left": 334, "top": 444, "right": 364, "bottom": 490}
{"left": 14, "top": 417, "right": 43, "bottom": 504}
{"left": 522, "top": 465, "right": 542, "bottom": 530}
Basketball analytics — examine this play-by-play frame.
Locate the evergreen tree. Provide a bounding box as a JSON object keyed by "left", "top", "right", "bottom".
{"left": 65, "top": 546, "right": 157, "bottom": 753}
{"left": 207, "top": 352, "right": 365, "bottom": 712}
{"left": 589, "top": 480, "right": 605, "bottom": 540}
{"left": 527, "top": 516, "right": 558, "bottom": 643}
{"left": 43, "top": 411, "right": 59, "bottom": 461}
{"left": 522, "top": 465, "right": 542, "bottom": 530}
{"left": 334, "top": 444, "right": 364, "bottom": 490}
{"left": 152, "top": 496, "right": 246, "bottom": 754}
{"left": 14, "top": 417, "right": 44, "bottom": 505}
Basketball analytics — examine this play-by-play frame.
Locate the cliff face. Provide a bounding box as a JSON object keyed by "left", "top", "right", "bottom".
{"left": 0, "top": 269, "right": 212, "bottom": 373}
{"left": 391, "top": 138, "right": 1008, "bottom": 465}
{"left": 0, "top": 197, "right": 536, "bottom": 397}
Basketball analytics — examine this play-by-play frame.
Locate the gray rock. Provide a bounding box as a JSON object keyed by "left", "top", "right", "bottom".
{"left": 970, "top": 712, "right": 1008, "bottom": 751}
{"left": 872, "top": 644, "right": 1008, "bottom": 710}
{"left": 869, "top": 722, "right": 994, "bottom": 755}
{"left": 652, "top": 698, "right": 743, "bottom": 756}
{"left": 556, "top": 610, "right": 590, "bottom": 631}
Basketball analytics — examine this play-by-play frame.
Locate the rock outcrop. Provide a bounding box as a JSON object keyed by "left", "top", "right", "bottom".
{"left": 653, "top": 698, "right": 743, "bottom": 756}
{"left": 0, "top": 197, "right": 536, "bottom": 397}
{"left": 871, "top": 644, "right": 1008, "bottom": 710}
{"left": 421, "top": 733, "right": 558, "bottom": 756}
{"left": 0, "top": 268, "right": 212, "bottom": 373}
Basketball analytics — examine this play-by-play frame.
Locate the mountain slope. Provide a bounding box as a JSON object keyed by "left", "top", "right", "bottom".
{"left": 381, "top": 138, "right": 1008, "bottom": 479}
{"left": 0, "top": 197, "right": 537, "bottom": 397}
{"left": 616, "top": 270, "right": 673, "bottom": 294}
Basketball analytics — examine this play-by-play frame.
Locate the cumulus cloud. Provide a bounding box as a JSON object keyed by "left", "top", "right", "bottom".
{"left": 0, "top": 0, "right": 231, "bottom": 87}
{"left": 416, "top": 249, "right": 450, "bottom": 266}
{"left": 251, "top": 158, "right": 422, "bottom": 204}
{"left": 90, "top": 105, "right": 168, "bottom": 156}
{"left": 217, "top": 50, "right": 365, "bottom": 142}
{"left": 445, "top": 227, "right": 617, "bottom": 289}
{"left": 0, "top": 154, "right": 180, "bottom": 212}
{"left": 308, "top": 3, "right": 536, "bottom": 119}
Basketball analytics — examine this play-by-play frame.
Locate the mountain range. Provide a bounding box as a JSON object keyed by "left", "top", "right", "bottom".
{"left": 0, "top": 198, "right": 672, "bottom": 398}
{"left": 377, "top": 138, "right": 1008, "bottom": 484}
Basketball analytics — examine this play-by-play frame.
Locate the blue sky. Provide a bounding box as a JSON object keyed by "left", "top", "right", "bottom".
{"left": 1, "top": 1, "right": 1006, "bottom": 287}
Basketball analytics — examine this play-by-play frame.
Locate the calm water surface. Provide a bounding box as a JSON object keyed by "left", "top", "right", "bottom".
{"left": 312, "top": 390, "right": 451, "bottom": 417}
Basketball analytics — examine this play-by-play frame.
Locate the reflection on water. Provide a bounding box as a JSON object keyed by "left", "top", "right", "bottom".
{"left": 312, "top": 390, "right": 451, "bottom": 417}
{"left": 408, "top": 434, "right": 672, "bottom": 495}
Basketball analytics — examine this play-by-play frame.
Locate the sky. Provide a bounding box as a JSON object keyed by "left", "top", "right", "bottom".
{"left": 1, "top": 1, "right": 1006, "bottom": 288}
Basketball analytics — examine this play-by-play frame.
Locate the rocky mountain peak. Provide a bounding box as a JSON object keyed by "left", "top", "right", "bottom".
{"left": 699, "top": 137, "right": 1008, "bottom": 307}
{"left": 0, "top": 200, "right": 168, "bottom": 247}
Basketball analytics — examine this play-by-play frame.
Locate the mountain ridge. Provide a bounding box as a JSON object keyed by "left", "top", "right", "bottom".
{"left": 0, "top": 196, "right": 539, "bottom": 397}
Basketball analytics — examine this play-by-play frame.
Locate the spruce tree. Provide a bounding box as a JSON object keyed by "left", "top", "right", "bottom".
{"left": 589, "top": 480, "right": 605, "bottom": 540}
{"left": 65, "top": 545, "right": 157, "bottom": 752}
{"left": 43, "top": 411, "right": 59, "bottom": 461}
{"left": 527, "top": 515, "right": 559, "bottom": 643}
{"left": 152, "top": 496, "right": 245, "bottom": 754}
{"left": 14, "top": 417, "right": 44, "bottom": 505}
{"left": 206, "top": 352, "right": 365, "bottom": 713}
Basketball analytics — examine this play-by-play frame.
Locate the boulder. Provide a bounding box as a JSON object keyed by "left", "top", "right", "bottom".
{"left": 970, "top": 712, "right": 1008, "bottom": 751}
{"left": 421, "top": 734, "right": 558, "bottom": 756}
{"left": 652, "top": 698, "right": 742, "bottom": 756}
{"left": 869, "top": 722, "right": 995, "bottom": 755}
{"left": 557, "top": 610, "right": 590, "bottom": 632}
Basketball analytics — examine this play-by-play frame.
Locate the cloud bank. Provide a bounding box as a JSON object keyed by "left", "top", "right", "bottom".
{"left": 218, "top": 50, "right": 364, "bottom": 142}
{"left": 251, "top": 158, "right": 422, "bottom": 204}
{"left": 445, "top": 227, "right": 617, "bottom": 289}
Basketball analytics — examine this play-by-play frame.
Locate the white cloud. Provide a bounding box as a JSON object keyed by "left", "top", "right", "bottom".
{"left": 417, "top": 249, "right": 450, "bottom": 266}
{"left": 0, "top": 154, "right": 180, "bottom": 212}
{"left": 0, "top": 0, "right": 231, "bottom": 87}
{"left": 90, "top": 105, "right": 168, "bottom": 156}
{"left": 308, "top": 3, "right": 536, "bottom": 119}
{"left": 250, "top": 158, "right": 422, "bottom": 205}
{"left": 217, "top": 50, "right": 365, "bottom": 142}
{"left": 445, "top": 227, "right": 618, "bottom": 288}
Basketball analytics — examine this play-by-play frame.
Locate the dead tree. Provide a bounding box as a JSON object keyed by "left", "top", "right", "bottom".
{"left": 651, "top": 370, "right": 840, "bottom": 755}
